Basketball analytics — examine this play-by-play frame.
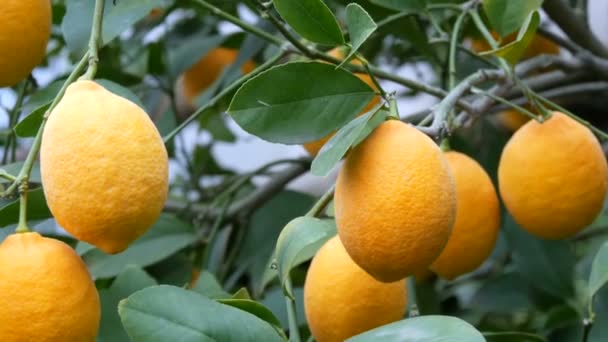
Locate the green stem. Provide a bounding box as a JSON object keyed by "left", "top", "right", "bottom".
{"left": 201, "top": 197, "right": 232, "bottom": 269}
{"left": 471, "top": 87, "right": 539, "bottom": 120}
{"left": 470, "top": 9, "right": 512, "bottom": 73}
{"left": 448, "top": 11, "right": 468, "bottom": 90}
{"left": 2, "top": 80, "right": 29, "bottom": 165}
{"left": 15, "top": 183, "right": 29, "bottom": 233}
{"left": 305, "top": 186, "right": 335, "bottom": 217}
{"left": 362, "top": 60, "right": 387, "bottom": 100}
{"left": 81, "top": 0, "right": 105, "bottom": 80}
{"left": 0, "top": 169, "right": 17, "bottom": 182}
{"left": 285, "top": 277, "right": 302, "bottom": 342}
{"left": 163, "top": 50, "right": 285, "bottom": 143}
{"left": 407, "top": 276, "right": 419, "bottom": 317}
{"left": 191, "top": 0, "right": 283, "bottom": 46}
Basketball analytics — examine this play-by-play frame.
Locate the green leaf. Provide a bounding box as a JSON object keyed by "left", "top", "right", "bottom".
{"left": 235, "top": 191, "right": 314, "bottom": 295}
{"left": 480, "top": 11, "right": 541, "bottom": 65}
{"left": 14, "top": 104, "right": 50, "bottom": 138}
{"left": 1, "top": 162, "right": 41, "bottom": 184}
{"left": 80, "top": 214, "right": 197, "bottom": 278}
{"left": 228, "top": 62, "right": 375, "bottom": 144}
{"left": 275, "top": 216, "right": 336, "bottom": 297}
{"left": 589, "top": 240, "right": 608, "bottom": 298}
{"left": 217, "top": 298, "right": 284, "bottom": 335}
{"left": 471, "top": 272, "right": 534, "bottom": 314}
{"left": 311, "top": 107, "right": 386, "bottom": 177}
{"left": 484, "top": 332, "right": 548, "bottom": 342}
{"left": 0, "top": 188, "right": 51, "bottom": 228}
{"left": 95, "top": 79, "right": 145, "bottom": 109}
{"left": 167, "top": 35, "right": 227, "bottom": 78}
{"left": 62, "top": 0, "right": 168, "bottom": 56}
{"left": 192, "top": 271, "right": 231, "bottom": 299}
{"left": 273, "top": 0, "right": 344, "bottom": 45}
{"left": 504, "top": 214, "right": 576, "bottom": 298}
{"left": 118, "top": 285, "right": 283, "bottom": 342}
{"left": 482, "top": 0, "right": 543, "bottom": 36}
{"left": 341, "top": 4, "right": 377, "bottom": 66}
{"left": 368, "top": 0, "right": 425, "bottom": 13}
{"left": 98, "top": 266, "right": 157, "bottom": 342}
{"left": 260, "top": 287, "right": 306, "bottom": 329}
{"left": 347, "top": 315, "right": 485, "bottom": 341}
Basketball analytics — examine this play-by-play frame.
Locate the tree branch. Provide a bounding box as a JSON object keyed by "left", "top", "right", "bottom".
{"left": 543, "top": 0, "right": 608, "bottom": 58}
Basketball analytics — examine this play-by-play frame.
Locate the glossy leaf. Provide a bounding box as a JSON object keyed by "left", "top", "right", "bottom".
{"left": 80, "top": 214, "right": 197, "bottom": 278}
{"left": 118, "top": 285, "right": 283, "bottom": 341}
{"left": 228, "top": 62, "right": 375, "bottom": 144}
{"left": 98, "top": 266, "right": 157, "bottom": 342}
{"left": 341, "top": 4, "right": 377, "bottom": 66}
{"left": 480, "top": 11, "right": 540, "bottom": 65}
{"left": 311, "top": 107, "right": 386, "bottom": 177}
{"left": 589, "top": 240, "right": 608, "bottom": 298}
{"left": 273, "top": 0, "right": 344, "bottom": 45}
{"left": 217, "top": 298, "right": 284, "bottom": 334}
{"left": 275, "top": 216, "right": 336, "bottom": 297}
{"left": 347, "top": 315, "right": 485, "bottom": 341}
{"left": 368, "top": 0, "right": 425, "bottom": 13}
{"left": 62, "top": 0, "right": 167, "bottom": 56}
{"left": 482, "top": 0, "right": 543, "bottom": 36}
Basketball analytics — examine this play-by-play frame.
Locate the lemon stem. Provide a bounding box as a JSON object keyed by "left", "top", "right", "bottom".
{"left": 284, "top": 277, "right": 301, "bottom": 342}
{"left": 81, "top": 0, "right": 105, "bottom": 80}
{"left": 407, "top": 276, "right": 420, "bottom": 317}
{"left": 440, "top": 138, "right": 451, "bottom": 152}
{"left": 15, "top": 182, "right": 30, "bottom": 233}
{"left": 306, "top": 186, "right": 335, "bottom": 218}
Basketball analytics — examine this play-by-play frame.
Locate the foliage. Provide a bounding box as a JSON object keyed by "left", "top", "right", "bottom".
{"left": 2, "top": 0, "right": 608, "bottom": 340}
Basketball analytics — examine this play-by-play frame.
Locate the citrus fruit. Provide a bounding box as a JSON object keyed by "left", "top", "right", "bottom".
{"left": 41, "top": 80, "right": 169, "bottom": 254}
{"left": 431, "top": 151, "right": 500, "bottom": 280}
{"left": 0, "top": 0, "right": 52, "bottom": 87}
{"left": 0, "top": 232, "right": 100, "bottom": 341}
{"left": 496, "top": 108, "right": 532, "bottom": 132}
{"left": 175, "top": 47, "right": 256, "bottom": 114}
{"left": 304, "top": 236, "right": 407, "bottom": 342}
{"left": 303, "top": 48, "right": 380, "bottom": 156}
{"left": 499, "top": 112, "right": 608, "bottom": 239}
{"left": 335, "top": 120, "right": 457, "bottom": 282}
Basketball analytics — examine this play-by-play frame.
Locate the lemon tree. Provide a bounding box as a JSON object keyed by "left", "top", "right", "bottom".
{"left": 2, "top": 0, "right": 608, "bottom": 341}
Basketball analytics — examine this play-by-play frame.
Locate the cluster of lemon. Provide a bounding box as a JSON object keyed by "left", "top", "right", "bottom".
{"left": 0, "top": 1, "right": 169, "bottom": 340}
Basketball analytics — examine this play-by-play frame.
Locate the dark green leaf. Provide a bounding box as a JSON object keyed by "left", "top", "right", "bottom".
{"left": 260, "top": 287, "right": 306, "bottom": 329}
{"left": 589, "top": 240, "right": 608, "bottom": 298}
{"left": 504, "top": 214, "right": 576, "bottom": 298}
{"left": 342, "top": 4, "right": 377, "bottom": 65}
{"left": 471, "top": 272, "right": 534, "bottom": 314}
{"left": 0, "top": 188, "right": 51, "bottom": 228}
{"left": 311, "top": 107, "right": 386, "bottom": 176}
{"left": 118, "top": 285, "right": 283, "bottom": 341}
{"left": 14, "top": 104, "right": 50, "bottom": 138}
{"left": 368, "top": 0, "right": 425, "bottom": 13}
{"left": 482, "top": 0, "right": 543, "bottom": 36}
{"left": 98, "top": 266, "right": 157, "bottom": 342}
{"left": 80, "top": 214, "right": 197, "bottom": 278}
{"left": 167, "top": 35, "right": 227, "bottom": 78}
{"left": 235, "top": 191, "right": 314, "bottom": 295}
{"left": 273, "top": 0, "right": 344, "bottom": 45}
{"left": 484, "top": 332, "right": 547, "bottom": 342}
{"left": 62, "top": 0, "right": 168, "bottom": 56}
{"left": 347, "top": 315, "right": 485, "bottom": 341}
{"left": 275, "top": 216, "right": 336, "bottom": 297}
{"left": 228, "top": 62, "right": 375, "bottom": 144}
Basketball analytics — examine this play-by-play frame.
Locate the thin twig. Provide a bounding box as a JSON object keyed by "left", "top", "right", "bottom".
{"left": 81, "top": 0, "right": 105, "bottom": 80}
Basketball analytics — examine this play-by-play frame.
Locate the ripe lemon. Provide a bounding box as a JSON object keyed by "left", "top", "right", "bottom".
{"left": 0, "top": 0, "right": 52, "bottom": 87}
{"left": 496, "top": 108, "right": 531, "bottom": 132}
{"left": 431, "top": 151, "right": 500, "bottom": 280}
{"left": 499, "top": 112, "right": 608, "bottom": 239}
{"left": 335, "top": 120, "right": 457, "bottom": 282}
{"left": 304, "top": 236, "right": 407, "bottom": 342}
{"left": 41, "top": 80, "right": 169, "bottom": 254}
{"left": 175, "top": 47, "right": 256, "bottom": 114}
{"left": 0, "top": 232, "right": 100, "bottom": 341}
{"left": 303, "top": 48, "right": 380, "bottom": 156}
